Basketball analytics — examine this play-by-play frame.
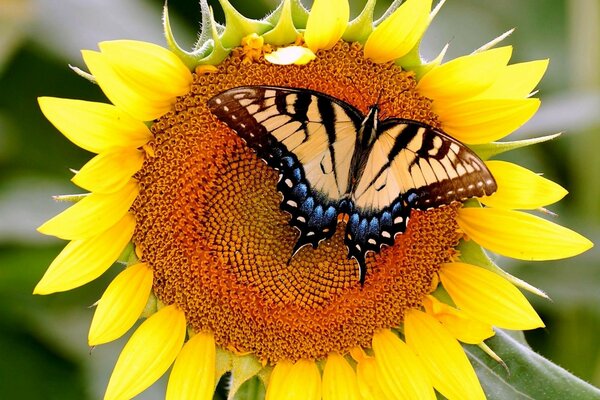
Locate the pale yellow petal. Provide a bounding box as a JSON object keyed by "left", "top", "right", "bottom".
{"left": 364, "top": 0, "right": 432, "bottom": 63}
{"left": 322, "top": 352, "right": 360, "bottom": 400}
{"left": 104, "top": 305, "right": 187, "bottom": 400}
{"left": 33, "top": 213, "right": 135, "bottom": 295}
{"left": 82, "top": 50, "right": 174, "bottom": 121}
{"left": 304, "top": 0, "right": 349, "bottom": 52}
{"left": 436, "top": 98, "right": 540, "bottom": 144}
{"left": 481, "top": 160, "right": 568, "bottom": 209}
{"left": 439, "top": 262, "right": 545, "bottom": 330}
{"left": 37, "top": 180, "right": 138, "bottom": 240}
{"left": 72, "top": 148, "right": 145, "bottom": 193}
{"left": 423, "top": 296, "right": 494, "bottom": 344}
{"left": 38, "top": 97, "right": 152, "bottom": 153}
{"left": 457, "top": 207, "right": 593, "bottom": 260}
{"left": 353, "top": 353, "right": 387, "bottom": 400}
{"left": 372, "top": 329, "right": 435, "bottom": 400}
{"left": 88, "top": 263, "right": 153, "bottom": 345}
{"left": 405, "top": 310, "right": 485, "bottom": 400}
{"left": 166, "top": 332, "right": 216, "bottom": 400}
{"left": 475, "top": 59, "right": 549, "bottom": 99}
{"left": 266, "top": 359, "right": 321, "bottom": 400}
{"left": 417, "top": 46, "right": 513, "bottom": 101}
{"left": 98, "top": 40, "right": 192, "bottom": 98}
{"left": 264, "top": 46, "right": 316, "bottom": 65}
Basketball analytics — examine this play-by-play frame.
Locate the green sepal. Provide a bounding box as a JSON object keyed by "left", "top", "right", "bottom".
{"left": 139, "top": 291, "right": 157, "bottom": 318}
{"left": 69, "top": 64, "right": 96, "bottom": 83}
{"left": 51, "top": 193, "right": 88, "bottom": 203}
{"left": 374, "top": 0, "right": 404, "bottom": 26}
{"left": 217, "top": 0, "right": 272, "bottom": 49}
{"left": 227, "top": 354, "right": 264, "bottom": 400}
{"left": 232, "top": 376, "right": 265, "bottom": 400}
{"left": 457, "top": 238, "right": 549, "bottom": 299}
{"left": 215, "top": 346, "right": 234, "bottom": 384}
{"left": 469, "top": 133, "right": 562, "bottom": 161}
{"left": 163, "top": 3, "right": 210, "bottom": 70}
{"left": 466, "top": 329, "right": 600, "bottom": 399}
{"left": 116, "top": 242, "right": 135, "bottom": 265}
{"left": 342, "top": 0, "right": 376, "bottom": 44}
{"left": 262, "top": 0, "right": 299, "bottom": 46}
{"left": 196, "top": 6, "right": 232, "bottom": 66}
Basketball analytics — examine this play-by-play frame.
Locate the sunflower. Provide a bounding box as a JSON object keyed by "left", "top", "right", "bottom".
{"left": 35, "top": 0, "right": 593, "bottom": 399}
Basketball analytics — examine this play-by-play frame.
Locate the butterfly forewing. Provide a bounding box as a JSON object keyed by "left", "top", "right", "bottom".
{"left": 208, "top": 86, "right": 497, "bottom": 284}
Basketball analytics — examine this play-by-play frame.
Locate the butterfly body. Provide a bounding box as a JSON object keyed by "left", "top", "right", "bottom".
{"left": 208, "top": 86, "right": 497, "bottom": 284}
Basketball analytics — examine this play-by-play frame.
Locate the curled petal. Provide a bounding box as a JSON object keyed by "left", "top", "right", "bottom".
{"left": 457, "top": 207, "right": 593, "bottom": 260}
{"left": 265, "top": 46, "right": 316, "bottom": 65}
{"left": 304, "top": 0, "right": 349, "bottom": 52}
{"left": 439, "top": 262, "right": 545, "bottom": 330}
{"left": 34, "top": 213, "right": 135, "bottom": 295}
{"left": 423, "top": 296, "right": 494, "bottom": 344}
{"left": 405, "top": 310, "right": 485, "bottom": 400}
{"left": 104, "top": 305, "right": 187, "bottom": 400}
{"left": 166, "top": 332, "right": 216, "bottom": 400}
{"left": 89, "top": 263, "right": 153, "bottom": 345}
{"left": 482, "top": 160, "right": 568, "bottom": 209}
{"left": 364, "top": 0, "right": 432, "bottom": 63}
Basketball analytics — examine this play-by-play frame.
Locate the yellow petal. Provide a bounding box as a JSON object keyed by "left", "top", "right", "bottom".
{"left": 436, "top": 98, "right": 540, "bottom": 144}
{"left": 372, "top": 329, "right": 435, "bottom": 400}
{"left": 457, "top": 207, "right": 593, "bottom": 260}
{"left": 37, "top": 180, "right": 138, "bottom": 240}
{"left": 104, "top": 304, "right": 186, "bottom": 400}
{"left": 98, "top": 40, "right": 192, "bottom": 98}
{"left": 417, "top": 46, "right": 513, "bottom": 101}
{"left": 304, "top": 0, "right": 349, "bottom": 52}
{"left": 475, "top": 59, "right": 549, "bottom": 99}
{"left": 166, "top": 332, "right": 216, "bottom": 400}
{"left": 82, "top": 50, "right": 174, "bottom": 121}
{"left": 264, "top": 46, "right": 316, "bottom": 65}
{"left": 439, "top": 262, "right": 545, "bottom": 330}
{"left": 38, "top": 97, "right": 152, "bottom": 153}
{"left": 405, "top": 310, "right": 485, "bottom": 400}
{"left": 322, "top": 352, "right": 360, "bottom": 400}
{"left": 88, "top": 263, "right": 153, "bottom": 345}
{"left": 423, "top": 296, "right": 494, "bottom": 344}
{"left": 72, "top": 148, "right": 145, "bottom": 193}
{"left": 481, "top": 160, "right": 568, "bottom": 209}
{"left": 353, "top": 353, "right": 387, "bottom": 400}
{"left": 364, "top": 0, "right": 432, "bottom": 63}
{"left": 266, "top": 359, "right": 321, "bottom": 400}
{"left": 34, "top": 213, "right": 135, "bottom": 295}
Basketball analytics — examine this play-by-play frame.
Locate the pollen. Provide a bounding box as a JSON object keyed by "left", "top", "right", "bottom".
{"left": 132, "top": 42, "right": 457, "bottom": 363}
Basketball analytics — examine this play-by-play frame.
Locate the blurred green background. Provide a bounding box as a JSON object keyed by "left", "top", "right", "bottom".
{"left": 0, "top": 0, "right": 598, "bottom": 399}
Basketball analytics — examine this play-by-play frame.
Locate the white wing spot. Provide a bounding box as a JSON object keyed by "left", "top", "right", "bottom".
{"left": 223, "top": 106, "right": 229, "bottom": 112}
{"left": 297, "top": 216, "right": 306, "bottom": 223}
{"left": 287, "top": 200, "right": 298, "bottom": 207}
{"left": 215, "top": 98, "right": 222, "bottom": 104}
{"left": 393, "top": 216, "right": 403, "bottom": 224}
{"left": 382, "top": 231, "right": 391, "bottom": 238}
{"left": 307, "top": 231, "right": 315, "bottom": 237}
{"left": 368, "top": 238, "right": 377, "bottom": 245}
{"left": 285, "top": 179, "right": 293, "bottom": 187}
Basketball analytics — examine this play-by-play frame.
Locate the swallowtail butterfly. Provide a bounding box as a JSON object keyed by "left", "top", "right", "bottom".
{"left": 208, "top": 86, "right": 497, "bottom": 284}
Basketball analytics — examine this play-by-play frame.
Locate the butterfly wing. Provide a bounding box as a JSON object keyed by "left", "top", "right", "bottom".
{"left": 207, "top": 85, "right": 363, "bottom": 253}
{"left": 346, "top": 120, "right": 497, "bottom": 278}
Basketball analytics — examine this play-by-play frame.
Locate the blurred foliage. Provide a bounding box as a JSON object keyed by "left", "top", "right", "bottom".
{"left": 0, "top": 0, "right": 598, "bottom": 399}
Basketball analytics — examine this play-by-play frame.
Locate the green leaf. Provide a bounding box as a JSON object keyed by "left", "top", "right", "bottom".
{"left": 465, "top": 329, "right": 600, "bottom": 399}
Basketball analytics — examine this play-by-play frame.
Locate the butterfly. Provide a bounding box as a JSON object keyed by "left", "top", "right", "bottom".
{"left": 207, "top": 86, "right": 497, "bottom": 284}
